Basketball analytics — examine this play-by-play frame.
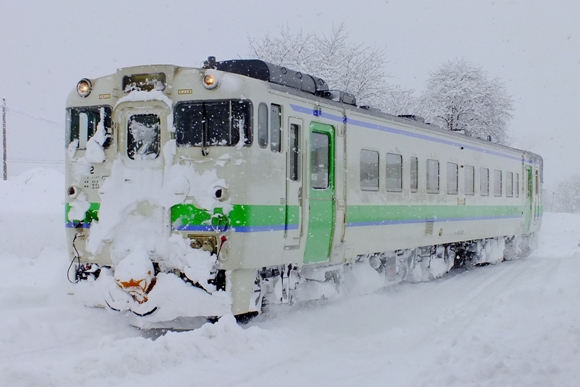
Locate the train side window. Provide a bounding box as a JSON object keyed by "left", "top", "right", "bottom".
{"left": 506, "top": 172, "right": 514, "bottom": 197}
{"left": 464, "top": 165, "right": 475, "bottom": 195}
{"left": 311, "top": 132, "right": 329, "bottom": 189}
{"left": 410, "top": 156, "right": 418, "bottom": 193}
{"left": 258, "top": 103, "right": 268, "bottom": 149}
{"left": 361, "top": 149, "right": 379, "bottom": 191}
{"left": 494, "top": 170, "right": 502, "bottom": 196}
{"left": 67, "top": 106, "right": 112, "bottom": 150}
{"left": 289, "top": 124, "right": 300, "bottom": 181}
{"left": 426, "top": 159, "right": 439, "bottom": 193}
{"left": 174, "top": 100, "right": 252, "bottom": 147}
{"left": 386, "top": 153, "right": 402, "bottom": 192}
{"left": 480, "top": 168, "right": 489, "bottom": 196}
{"left": 515, "top": 173, "right": 520, "bottom": 197}
{"left": 447, "top": 162, "right": 458, "bottom": 195}
{"left": 535, "top": 170, "right": 539, "bottom": 194}
{"left": 270, "top": 104, "right": 282, "bottom": 152}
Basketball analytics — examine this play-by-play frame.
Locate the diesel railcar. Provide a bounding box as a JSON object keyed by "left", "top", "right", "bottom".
{"left": 65, "top": 57, "right": 542, "bottom": 326}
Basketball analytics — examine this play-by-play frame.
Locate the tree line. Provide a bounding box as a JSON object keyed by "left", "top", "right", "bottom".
{"left": 248, "top": 24, "right": 513, "bottom": 145}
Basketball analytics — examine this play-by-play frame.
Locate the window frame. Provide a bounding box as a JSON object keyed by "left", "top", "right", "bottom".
{"left": 385, "top": 152, "right": 403, "bottom": 192}
{"left": 494, "top": 169, "right": 502, "bottom": 197}
{"left": 480, "top": 167, "right": 490, "bottom": 196}
{"left": 410, "top": 156, "right": 418, "bottom": 193}
{"left": 447, "top": 162, "right": 458, "bottom": 195}
{"left": 270, "top": 104, "right": 282, "bottom": 152}
{"left": 174, "top": 99, "right": 253, "bottom": 148}
{"left": 426, "top": 159, "right": 440, "bottom": 194}
{"left": 257, "top": 102, "right": 268, "bottom": 149}
{"left": 360, "top": 149, "right": 380, "bottom": 192}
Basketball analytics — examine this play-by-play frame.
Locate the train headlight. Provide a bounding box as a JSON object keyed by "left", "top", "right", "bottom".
{"left": 202, "top": 70, "right": 219, "bottom": 90}
{"left": 77, "top": 78, "right": 92, "bottom": 97}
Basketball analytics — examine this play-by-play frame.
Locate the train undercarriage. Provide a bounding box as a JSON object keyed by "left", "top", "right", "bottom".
{"left": 70, "top": 233, "right": 537, "bottom": 328}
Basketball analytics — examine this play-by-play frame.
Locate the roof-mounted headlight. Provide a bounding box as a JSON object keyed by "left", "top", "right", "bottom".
{"left": 77, "top": 78, "right": 92, "bottom": 97}
{"left": 202, "top": 70, "right": 219, "bottom": 90}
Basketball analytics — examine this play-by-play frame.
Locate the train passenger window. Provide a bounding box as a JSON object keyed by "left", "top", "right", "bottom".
{"left": 447, "top": 163, "right": 458, "bottom": 195}
{"left": 127, "top": 114, "right": 160, "bottom": 160}
{"left": 494, "top": 170, "right": 502, "bottom": 196}
{"left": 67, "top": 106, "right": 112, "bottom": 150}
{"left": 360, "top": 149, "right": 379, "bottom": 191}
{"left": 289, "top": 124, "right": 300, "bottom": 181}
{"left": 464, "top": 165, "right": 475, "bottom": 195}
{"left": 270, "top": 104, "right": 282, "bottom": 152}
{"left": 386, "top": 153, "right": 402, "bottom": 192}
{"left": 311, "top": 132, "right": 329, "bottom": 189}
{"left": 515, "top": 173, "right": 520, "bottom": 197}
{"left": 258, "top": 103, "right": 268, "bottom": 148}
{"left": 506, "top": 172, "right": 514, "bottom": 197}
{"left": 410, "top": 156, "right": 418, "bottom": 193}
{"left": 480, "top": 168, "right": 489, "bottom": 196}
{"left": 426, "top": 159, "right": 439, "bottom": 193}
{"left": 174, "top": 100, "right": 252, "bottom": 147}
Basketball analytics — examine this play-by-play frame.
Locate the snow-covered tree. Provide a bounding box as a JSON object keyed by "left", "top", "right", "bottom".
{"left": 553, "top": 176, "right": 580, "bottom": 213}
{"left": 418, "top": 59, "right": 514, "bottom": 145}
{"left": 248, "top": 24, "right": 415, "bottom": 115}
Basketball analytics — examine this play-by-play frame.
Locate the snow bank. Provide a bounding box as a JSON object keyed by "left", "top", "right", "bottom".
{"left": 0, "top": 168, "right": 65, "bottom": 256}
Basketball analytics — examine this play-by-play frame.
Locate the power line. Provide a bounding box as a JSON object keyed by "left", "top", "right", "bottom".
{"left": 7, "top": 158, "right": 64, "bottom": 165}
{"left": 5, "top": 104, "right": 63, "bottom": 128}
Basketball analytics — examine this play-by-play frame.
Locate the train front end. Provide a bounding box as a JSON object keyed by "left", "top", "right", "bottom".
{"left": 65, "top": 63, "right": 257, "bottom": 327}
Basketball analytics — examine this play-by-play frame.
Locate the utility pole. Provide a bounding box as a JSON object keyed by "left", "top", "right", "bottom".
{"left": 2, "top": 97, "right": 6, "bottom": 181}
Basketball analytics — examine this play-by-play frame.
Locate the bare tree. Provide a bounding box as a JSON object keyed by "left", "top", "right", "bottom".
{"left": 419, "top": 59, "right": 514, "bottom": 145}
{"left": 248, "top": 24, "right": 414, "bottom": 115}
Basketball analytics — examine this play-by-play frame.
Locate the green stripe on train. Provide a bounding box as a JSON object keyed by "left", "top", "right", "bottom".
{"left": 66, "top": 202, "right": 524, "bottom": 228}
{"left": 64, "top": 203, "right": 100, "bottom": 223}
{"left": 346, "top": 205, "right": 522, "bottom": 223}
{"left": 171, "top": 204, "right": 300, "bottom": 227}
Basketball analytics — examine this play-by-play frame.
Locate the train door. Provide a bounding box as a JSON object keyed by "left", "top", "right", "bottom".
{"left": 284, "top": 117, "right": 303, "bottom": 248}
{"left": 115, "top": 103, "right": 171, "bottom": 166}
{"left": 523, "top": 165, "right": 533, "bottom": 233}
{"left": 304, "top": 122, "right": 335, "bottom": 264}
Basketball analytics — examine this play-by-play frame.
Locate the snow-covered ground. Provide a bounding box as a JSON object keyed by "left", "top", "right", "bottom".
{"left": 1, "top": 169, "right": 579, "bottom": 387}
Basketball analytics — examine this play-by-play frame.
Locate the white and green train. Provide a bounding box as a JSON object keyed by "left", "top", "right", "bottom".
{"left": 65, "top": 56, "right": 542, "bottom": 326}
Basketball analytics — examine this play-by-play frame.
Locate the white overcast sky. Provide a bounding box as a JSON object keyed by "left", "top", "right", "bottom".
{"left": 1, "top": 0, "right": 578, "bottom": 190}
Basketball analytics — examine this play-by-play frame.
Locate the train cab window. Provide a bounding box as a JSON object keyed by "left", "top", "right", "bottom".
{"left": 361, "top": 149, "right": 379, "bottom": 191}
{"left": 535, "top": 170, "right": 539, "bottom": 194}
{"left": 480, "top": 168, "right": 489, "bottom": 196}
{"left": 311, "top": 132, "right": 329, "bottom": 189}
{"left": 465, "top": 165, "right": 475, "bottom": 195}
{"left": 385, "top": 153, "right": 402, "bottom": 192}
{"left": 447, "top": 162, "right": 458, "bottom": 195}
{"left": 515, "top": 173, "right": 520, "bottom": 197}
{"left": 506, "top": 172, "right": 514, "bottom": 197}
{"left": 494, "top": 170, "right": 502, "bottom": 196}
{"left": 258, "top": 103, "right": 268, "bottom": 148}
{"left": 410, "top": 156, "right": 418, "bottom": 193}
{"left": 289, "top": 124, "right": 300, "bottom": 181}
{"left": 67, "top": 106, "right": 112, "bottom": 150}
{"left": 270, "top": 104, "right": 282, "bottom": 152}
{"left": 127, "top": 114, "right": 160, "bottom": 160}
{"left": 175, "top": 100, "right": 252, "bottom": 147}
{"left": 426, "top": 159, "right": 439, "bottom": 193}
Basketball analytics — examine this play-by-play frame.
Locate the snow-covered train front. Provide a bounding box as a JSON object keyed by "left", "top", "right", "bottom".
{"left": 66, "top": 57, "right": 542, "bottom": 327}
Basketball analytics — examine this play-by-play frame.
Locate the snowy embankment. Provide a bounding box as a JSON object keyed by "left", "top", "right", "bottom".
{"left": 1, "top": 169, "right": 580, "bottom": 386}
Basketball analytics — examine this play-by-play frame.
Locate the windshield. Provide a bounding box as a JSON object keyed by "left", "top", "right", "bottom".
{"left": 175, "top": 100, "right": 252, "bottom": 147}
